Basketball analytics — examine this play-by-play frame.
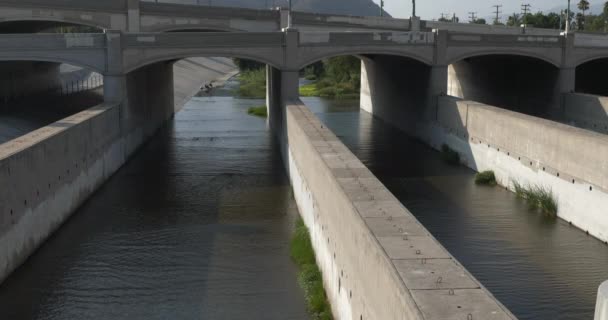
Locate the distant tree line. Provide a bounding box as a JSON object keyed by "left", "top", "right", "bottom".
{"left": 438, "top": 1, "right": 608, "bottom": 32}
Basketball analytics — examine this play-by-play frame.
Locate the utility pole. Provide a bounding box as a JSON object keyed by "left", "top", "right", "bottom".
{"left": 288, "top": 0, "right": 292, "bottom": 28}
{"left": 412, "top": 0, "right": 416, "bottom": 17}
{"left": 493, "top": 5, "right": 502, "bottom": 24}
{"left": 565, "top": 0, "right": 571, "bottom": 33}
{"left": 379, "top": 0, "right": 384, "bottom": 17}
{"left": 468, "top": 11, "right": 477, "bottom": 23}
{"left": 521, "top": 3, "right": 531, "bottom": 33}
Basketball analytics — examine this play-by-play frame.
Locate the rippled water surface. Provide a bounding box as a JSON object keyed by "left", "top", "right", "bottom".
{"left": 0, "top": 96, "right": 308, "bottom": 319}
{"left": 304, "top": 97, "right": 608, "bottom": 320}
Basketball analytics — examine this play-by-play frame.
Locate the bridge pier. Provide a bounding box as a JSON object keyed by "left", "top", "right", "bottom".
{"left": 360, "top": 55, "right": 437, "bottom": 135}
{"left": 267, "top": 66, "right": 299, "bottom": 145}
{"left": 554, "top": 67, "right": 576, "bottom": 120}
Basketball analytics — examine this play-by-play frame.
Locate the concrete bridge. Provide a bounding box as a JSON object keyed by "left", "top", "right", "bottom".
{"left": 3, "top": 3, "right": 608, "bottom": 319}
{"left": 1, "top": 29, "right": 608, "bottom": 110}
{"left": 0, "top": 0, "right": 575, "bottom": 35}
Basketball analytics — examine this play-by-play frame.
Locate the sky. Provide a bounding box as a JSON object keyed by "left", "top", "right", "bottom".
{"left": 375, "top": 0, "right": 600, "bottom": 22}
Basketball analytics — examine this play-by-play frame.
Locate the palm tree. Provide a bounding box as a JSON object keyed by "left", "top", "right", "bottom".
{"left": 578, "top": 0, "right": 590, "bottom": 29}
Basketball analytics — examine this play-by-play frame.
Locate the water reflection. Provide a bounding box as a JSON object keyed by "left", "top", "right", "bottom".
{"left": 304, "top": 96, "right": 608, "bottom": 320}
{"left": 0, "top": 96, "right": 308, "bottom": 320}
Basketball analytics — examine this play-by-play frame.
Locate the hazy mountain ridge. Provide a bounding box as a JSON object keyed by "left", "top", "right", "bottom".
{"left": 154, "top": 0, "right": 389, "bottom": 17}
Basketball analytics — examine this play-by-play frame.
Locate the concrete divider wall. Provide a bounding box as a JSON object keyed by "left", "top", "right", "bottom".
{"left": 563, "top": 93, "right": 608, "bottom": 134}
{"left": 286, "top": 100, "right": 515, "bottom": 320}
{"left": 0, "top": 104, "right": 124, "bottom": 284}
{"left": 427, "top": 96, "right": 608, "bottom": 243}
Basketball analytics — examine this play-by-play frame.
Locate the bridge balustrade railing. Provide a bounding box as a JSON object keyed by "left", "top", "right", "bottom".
{"left": 0, "top": 33, "right": 107, "bottom": 50}
{"left": 123, "top": 32, "right": 285, "bottom": 48}
{"left": 0, "top": 0, "right": 127, "bottom": 12}
{"left": 574, "top": 33, "right": 608, "bottom": 48}
{"left": 299, "top": 31, "right": 435, "bottom": 46}
{"left": 138, "top": 0, "right": 280, "bottom": 20}
{"left": 447, "top": 32, "right": 563, "bottom": 47}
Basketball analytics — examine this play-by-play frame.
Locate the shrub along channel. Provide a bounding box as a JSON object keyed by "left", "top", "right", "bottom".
{"left": 512, "top": 180, "right": 558, "bottom": 218}
{"left": 291, "top": 217, "right": 333, "bottom": 320}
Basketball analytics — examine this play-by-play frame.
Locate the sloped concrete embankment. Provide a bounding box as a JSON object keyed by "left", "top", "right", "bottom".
{"left": 285, "top": 100, "right": 515, "bottom": 320}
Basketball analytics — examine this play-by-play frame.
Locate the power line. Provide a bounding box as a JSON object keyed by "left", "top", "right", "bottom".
{"left": 468, "top": 11, "right": 477, "bottom": 23}
{"left": 521, "top": 3, "right": 531, "bottom": 33}
{"left": 492, "top": 5, "right": 503, "bottom": 24}
{"left": 521, "top": 3, "right": 531, "bottom": 19}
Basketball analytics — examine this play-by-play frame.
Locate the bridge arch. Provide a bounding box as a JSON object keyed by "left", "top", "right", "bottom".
{"left": 124, "top": 50, "right": 284, "bottom": 74}
{"left": 0, "top": 56, "right": 105, "bottom": 75}
{"left": 575, "top": 56, "right": 608, "bottom": 96}
{"left": 296, "top": 47, "right": 434, "bottom": 70}
{"left": 446, "top": 50, "right": 562, "bottom": 68}
{"left": 447, "top": 52, "right": 561, "bottom": 117}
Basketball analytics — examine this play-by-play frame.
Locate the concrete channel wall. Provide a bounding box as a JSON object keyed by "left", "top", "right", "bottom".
{"left": 425, "top": 96, "right": 608, "bottom": 243}
{"left": 286, "top": 100, "right": 515, "bottom": 320}
{"left": 0, "top": 57, "right": 236, "bottom": 284}
{"left": 563, "top": 93, "right": 608, "bottom": 134}
{"left": 0, "top": 104, "right": 124, "bottom": 284}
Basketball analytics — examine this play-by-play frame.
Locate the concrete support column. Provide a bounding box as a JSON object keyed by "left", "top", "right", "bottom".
{"left": 104, "top": 30, "right": 126, "bottom": 106}
{"left": 127, "top": 0, "right": 141, "bottom": 32}
{"left": 552, "top": 67, "right": 576, "bottom": 120}
{"left": 360, "top": 55, "right": 434, "bottom": 135}
{"left": 280, "top": 70, "right": 299, "bottom": 103}
{"left": 426, "top": 65, "right": 448, "bottom": 121}
{"left": 267, "top": 67, "right": 298, "bottom": 135}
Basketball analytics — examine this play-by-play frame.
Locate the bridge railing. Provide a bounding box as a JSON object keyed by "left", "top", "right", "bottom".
{"left": 426, "top": 20, "right": 562, "bottom": 36}
{"left": 292, "top": 11, "right": 410, "bottom": 31}
{"left": 139, "top": 1, "right": 280, "bottom": 21}
{"left": 447, "top": 32, "right": 562, "bottom": 47}
{"left": 299, "top": 31, "right": 435, "bottom": 46}
{"left": 574, "top": 33, "right": 608, "bottom": 48}
{"left": 0, "top": 33, "right": 107, "bottom": 50}
{"left": 123, "top": 32, "right": 285, "bottom": 48}
{"left": 0, "top": 0, "right": 127, "bottom": 12}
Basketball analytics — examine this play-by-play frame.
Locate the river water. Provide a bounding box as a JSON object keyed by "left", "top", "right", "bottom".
{"left": 303, "top": 97, "right": 608, "bottom": 320}
{"left": 2, "top": 74, "right": 608, "bottom": 320}
{"left": 0, "top": 87, "right": 308, "bottom": 319}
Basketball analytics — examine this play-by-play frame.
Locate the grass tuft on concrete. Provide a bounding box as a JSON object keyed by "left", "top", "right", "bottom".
{"left": 247, "top": 105, "right": 267, "bottom": 118}
{"left": 291, "top": 217, "right": 333, "bottom": 320}
{"left": 475, "top": 171, "right": 497, "bottom": 186}
{"left": 512, "top": 181, "right": 558, "bottom": 218}
{"left": 440, "top": 144, "right": 460, "bottom": 165}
